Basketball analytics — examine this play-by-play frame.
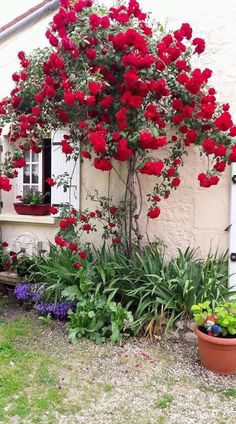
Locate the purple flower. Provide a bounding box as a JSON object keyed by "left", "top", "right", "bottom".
{"left": 14, "top": 283, "right": 32, "bottom": 301}
{"left": 35, "top": 301, "right": 75, "bottom": 320}
{"left": 14, "top": 283, "right": 44, "bottom": 302}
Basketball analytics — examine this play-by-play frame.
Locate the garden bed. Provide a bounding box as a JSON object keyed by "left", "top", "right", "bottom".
{"left": 0, "top": 301, "right": 236, "bottom": 424}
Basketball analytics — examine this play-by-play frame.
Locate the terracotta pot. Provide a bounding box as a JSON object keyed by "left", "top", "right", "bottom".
{"left": 195, "top": 326, "right": 236, "bottom": 375}
{"left": 14, "top": 203, "right": 50, "bottom": 216}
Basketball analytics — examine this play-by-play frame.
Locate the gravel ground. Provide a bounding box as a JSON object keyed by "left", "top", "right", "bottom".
{"left": 1, "top": 303, "right": 236, "bottom": 424}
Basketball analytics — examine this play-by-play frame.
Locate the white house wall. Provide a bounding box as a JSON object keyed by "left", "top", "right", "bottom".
{"left": 0, "top": 1, "right": 236, "bottom": 257}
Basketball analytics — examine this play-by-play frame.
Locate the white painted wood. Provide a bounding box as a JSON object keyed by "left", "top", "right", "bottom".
{"left": 229, "top": 163, "right": 236, "bottom": 288}
{"left": 51, "top": 130, "right": 80, "bottom": 209}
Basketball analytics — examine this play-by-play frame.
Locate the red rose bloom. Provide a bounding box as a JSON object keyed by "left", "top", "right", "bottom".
{"left": 79, "top": 251, "right": 87, "bottom": 259}
{"left": 148, "top": 207, "right": 160, "bottom": 219}
{"left": 49, "top": 206, "right": 58, "bottom": 214}
{"left": 214, "top": 161, "right": 226, "bottom": 172}
{"left": 215, "top": 112, "right": 233, "bottom": 132}
{"left": 81, "top": 150, "right": 91, "bottom": 159}
{"left": 94, "top": 157, "right": 112, "bottom": 171}
{"left": 46, "top": 177, "right": 55, "bottom": 186}
{"left": 74, "top": 262, "right": 83, "bottom": 269}
{"left": 112, "top": 237, "right": 121, "bottom": 244}
{"left": 83, "top": 223, "right": 91, "bottom": 231}
{"left": 69, "top": 243, "right": 78, "bottom": 251}
{"left": 139, "top": 161, "right": 164, "bottom": 176}
{"left": 171, "top": 177, "right": 181, "bottom": 187}
{"left": 202, "top": 138, "right": 215, "bottom": 154}
{"left": 192, "top": 37, "right": 205, "bottom": 54}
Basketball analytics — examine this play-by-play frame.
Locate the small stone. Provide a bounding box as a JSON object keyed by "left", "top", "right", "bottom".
{"left": 175, "top": 320, "right": 184, "bottom": 330}
{"left": 184, "top": 331, "right": 198, "bottom": 344}
{"left": 186, "top": 320, "right": 195, "bottom": 331}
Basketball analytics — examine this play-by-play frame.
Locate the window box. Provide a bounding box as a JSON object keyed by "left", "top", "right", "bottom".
{"left": 13, "top": 203, "right": 51, "bottom": 216}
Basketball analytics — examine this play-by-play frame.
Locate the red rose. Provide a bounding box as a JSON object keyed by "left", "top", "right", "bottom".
{"left": 202, "top": 138, "right": 215, "bottom": 154}
{"left": 0, "top": 176, "right": 12, "bottom": 191}
{"left": 192, "top": 37, "right": 205, "bottom": 54}
{"left": 83, "top": 224, "right": 91, "bottom": 232}
{"left": 86, "top": 48, "right": 97, "bottom": 60}
{"left": 171, "top": 177, "right": 181, "bottom": 187}
{"left": 59, "top": 220, "right": 68, "bottom": 230}
{"left": 167, "top": 168, "right": 176, "bottom": 177}
{"left": 214, "top": 145, "right": 227, "bottom": 157}
{"left": 46, "top": 178, "right": 55, "bottom": 186}
{"left": 61, "top": 140, "right": 74, "bottom": 155}
{"left": 114, "top": 138, "right": 133, "bottom": 161}
{"left": 214, "top": 161, "right": 226, "bottom": 172}
{"left": 215, "top": 112, "right": 233, "bottom": 132}
{"left": 209, "top": 175, "right": 219, "bottom": 186}
{"left": 49, "top": 206, "right": 58, "bottom": 214}
{"left": 81, "top": 150, "right": 91, "bottom": 159}
{"left": 79, "top": 251, "right": 87, "bottom": 259}
{"left": 66, "top": 217, "right": 77, "bottom": 225}
{"left": 94, "top": 157, "right": 112, "bottom": 171}
{"left": 69, "top": 243, "right": 77, "bottom": 251}
{"left": 74, "top": 262, "right": 83, "bottom": 269}
{"left": 55, "top": 236, "right": 67, "bottom": 247}
{"left": 1, "top": 241, "right": 8, "bottom": 247}
{"left": 139, "top": 161, "right": 164, "bottom": 176}
{"left": 148, "top": 207, "right": 160, "bottom": 219}
{"left": 64, "top": 91, "right": 76, "bottom": 106}
{"left": 80, "top": 213, "right": 87, "bottom": 222}
{"left": 112, "top": 237, "right": 121, "bottom": 244}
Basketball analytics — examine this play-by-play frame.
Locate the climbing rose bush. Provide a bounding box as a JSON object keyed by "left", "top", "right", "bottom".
{"left": 0, "top": 0, "right": 236, "bottom": 251}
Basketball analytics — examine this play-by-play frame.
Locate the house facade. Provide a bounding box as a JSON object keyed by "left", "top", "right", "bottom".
{"left": 0, "top": 0, "right": 236, "bottom": 284}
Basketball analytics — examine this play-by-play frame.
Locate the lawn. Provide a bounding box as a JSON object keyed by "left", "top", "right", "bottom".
{"left": 0, "top": 299, "right": 236, "bottom": 424}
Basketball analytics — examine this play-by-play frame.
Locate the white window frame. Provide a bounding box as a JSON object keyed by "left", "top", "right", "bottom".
{"left": 16, "top": 150, "right": 43, "bottom": 197}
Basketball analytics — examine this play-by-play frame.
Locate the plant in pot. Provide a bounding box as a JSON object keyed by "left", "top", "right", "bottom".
{"left": 14, "top": 190, "right": 50, "bottom": 216}
{"left": 192, "top": 301, "right": 236, "bottom": 375}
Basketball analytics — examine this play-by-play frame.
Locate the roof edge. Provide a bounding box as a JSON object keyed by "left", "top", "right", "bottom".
{"left": 0, "top": 0, "right": 53, "bottom": 34}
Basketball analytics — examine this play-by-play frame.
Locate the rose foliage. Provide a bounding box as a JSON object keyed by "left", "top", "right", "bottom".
{"left": 0, "top": 0, "right": 236, "bottom": 252}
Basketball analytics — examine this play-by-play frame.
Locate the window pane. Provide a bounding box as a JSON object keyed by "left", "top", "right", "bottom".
{"left": 23, "top": 165, "right": 30, "bottom": 184}
{"left": 23, "top": 185, "right": 30, "bottom": 196}
{"left": 32, "top": 152, "right": 39, "bottom": 163}
{"left": 32, "top": 164, "right": 38, "bottom": 184}
{"left": 24, "top": 150, "right": 30, "bottom": 163}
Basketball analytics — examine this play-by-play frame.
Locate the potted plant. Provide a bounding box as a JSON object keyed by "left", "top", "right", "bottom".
{"left": 191, "top": 301, "right": 236, "bottom": 375}
{"left": 14, "top": 190, "right": 50, "bottom": 216}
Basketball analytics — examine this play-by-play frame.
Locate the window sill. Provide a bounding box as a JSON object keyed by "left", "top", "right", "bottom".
{"left": 0, "top": 213, "right": 59, "bottom": 226}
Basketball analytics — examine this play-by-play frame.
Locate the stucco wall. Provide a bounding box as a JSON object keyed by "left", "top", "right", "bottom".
{"left": 1, "top": 0, "right": 236, "bottom": 257}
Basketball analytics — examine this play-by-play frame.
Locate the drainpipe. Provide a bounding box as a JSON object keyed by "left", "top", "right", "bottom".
{"left": 0, "top": 0, "right": 60, "bottom": 43}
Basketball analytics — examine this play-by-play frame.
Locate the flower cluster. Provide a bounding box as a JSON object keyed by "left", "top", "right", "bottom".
{"left": 35, "top": 301, "right": 75, "bottom": 320}
{"left": 14, "top": 282, "right": 44, "bottom": 302}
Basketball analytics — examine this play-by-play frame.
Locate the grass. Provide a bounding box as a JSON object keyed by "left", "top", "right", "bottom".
{"left": 154, "top": 394, "right": 174, "bottom": 409}
{"left": 0, "top": 316, "right": 65, "bottom": 422}
{"left": 222, "top": 388, "right": 236, "bottom": 398}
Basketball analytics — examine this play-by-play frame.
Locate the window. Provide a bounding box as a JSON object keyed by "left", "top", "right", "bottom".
{"left": 15, "top": 130, "right": 80, "bottom": 209}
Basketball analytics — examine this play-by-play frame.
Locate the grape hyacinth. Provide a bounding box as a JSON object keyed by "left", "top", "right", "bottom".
{"left": 14, "top": 283, "right": 44, "bottom": 302}
{"left": 35, "top": 301, "right": 75, "bottom": 320}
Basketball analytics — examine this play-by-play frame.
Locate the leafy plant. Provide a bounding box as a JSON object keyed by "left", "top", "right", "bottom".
{"left": 16, "top": 255, "right": 37, "bottom": 277}
{"left": 68, "top": 293, "right": 133, "bottom": 343}
{"left": 191, "top": 301, "right": 236, "bottom": 336}
{"left": 38, "top": 313, "right": 53, "bottom": 326}
{"left": 16, "top": 190, "right": 47, "bottom": 205}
